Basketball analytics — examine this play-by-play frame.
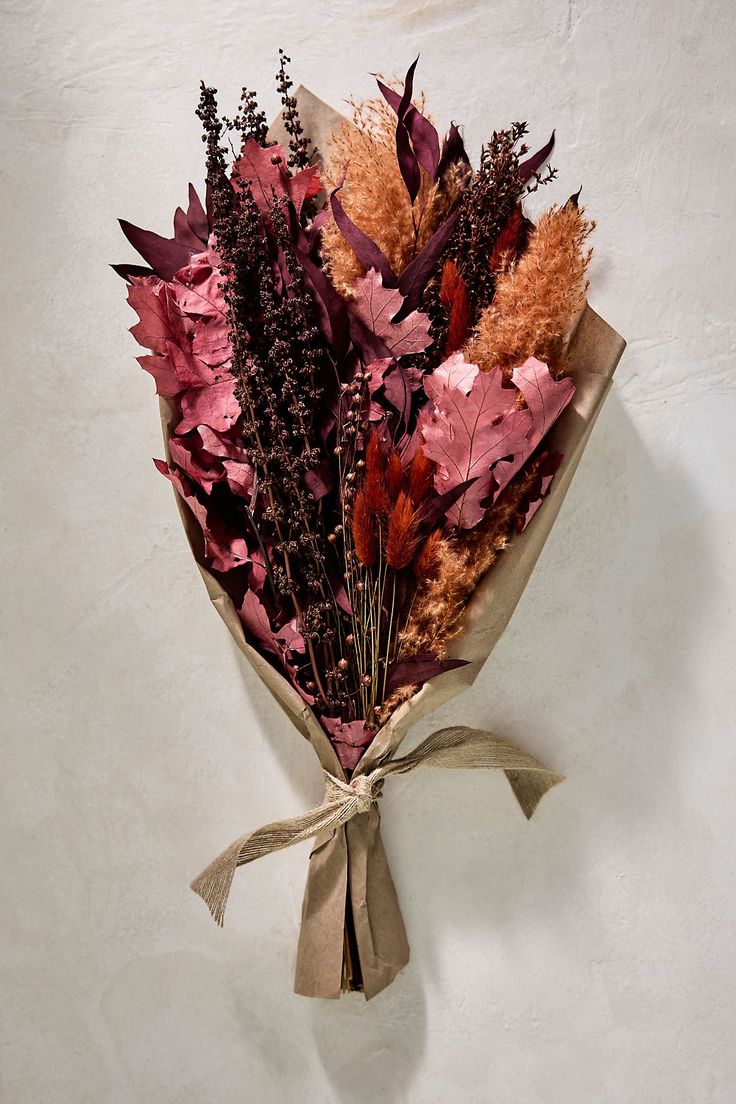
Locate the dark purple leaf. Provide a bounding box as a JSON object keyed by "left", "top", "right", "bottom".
{"left": 438, "top": 122, "right": 471, "bottom": 176}
{"left": 519, "top": 131, "right": 555, "bottom": 184}
{"left": 376, "top": 76, "right": 441, "bottom": 179}
{"left": 417, "top": 477, "right": 477, "bottom": 532}
{"left": 395, "top": 118, "right": 421, "bottom": 203}
{"left": 386, "top": 654, "right": 469, "bottom": 693}
{"left": 397, "top": 209, "right": 460, "bottom": 313}
{"left": 186, "top": 183, "right": 209, "bottom": 242}
{"left": 567, "top": 186, "right": 582, "bottom": 208}
{"left": 119, "top": 219, "right": 192, "bottom": 281}
{"left": 173, "top": 207, "right": 204, "bottom": 250}
{"left": 297, "top": 248, "right": 351, "bottom": 359}
{"left": 329, "top": 190, "right": 396, "bottom": 285}
{"left": 110, "top": 262, "right": 154, "bottom": 283}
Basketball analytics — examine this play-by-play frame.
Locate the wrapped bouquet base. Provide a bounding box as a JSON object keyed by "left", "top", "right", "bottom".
{"left": 120, "top": 63, "right": 625, "bottom": 1000}
{"left": 165, "top": 302, "right": 624, "bottom": 999}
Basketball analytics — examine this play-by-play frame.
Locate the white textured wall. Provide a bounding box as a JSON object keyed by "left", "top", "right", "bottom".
{"left": 3, "top": 1, "right": 735, "bottom": 1101}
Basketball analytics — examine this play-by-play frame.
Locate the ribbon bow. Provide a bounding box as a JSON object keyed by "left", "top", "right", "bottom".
{"left": 191, "top": 725, "right": 564, "bottom": 927}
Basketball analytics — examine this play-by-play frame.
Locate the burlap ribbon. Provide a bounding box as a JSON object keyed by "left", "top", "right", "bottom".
{"left": 191, "top": 725, "right": 564, "bottom": 929}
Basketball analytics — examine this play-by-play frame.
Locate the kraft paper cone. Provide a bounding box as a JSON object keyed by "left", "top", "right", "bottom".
{"left": 161, "top": 90, "right": 626, "bottom": 999}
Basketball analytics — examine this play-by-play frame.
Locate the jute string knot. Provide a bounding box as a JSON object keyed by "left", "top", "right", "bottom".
{"left": 191, "top": 726, "right": 565, "bottom": 928}
{"left": 325, "top": 770, "right": 381, "bottom": 815}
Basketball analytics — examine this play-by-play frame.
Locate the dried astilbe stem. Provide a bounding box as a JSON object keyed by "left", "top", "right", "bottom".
{"left": 466, "top": 202, "right": 594, "bottom": 376}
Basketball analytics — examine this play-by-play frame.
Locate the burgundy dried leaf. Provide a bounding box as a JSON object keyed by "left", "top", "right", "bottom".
{"left": 376, "top": 74, "right": 441, "bottom": 180}
{"left": 397, "top": 208, "right": 460, "bottom": 314}
{"left": 385, "top": 654, "right": 469, "bottom": 692}
{"left": 185, "top": 183, "right": 209, "bottom": 243}
{"left": 329, "top": 189, "right": 397, "bottom": 286}
{"left": 519, "top": 131, "right": 555, "bottom": 184}
{"left": 320, "top": 717, "right": 373, "bottom": 771}
{"left": 119, "top": 219, "right": 193, "bottom": 281}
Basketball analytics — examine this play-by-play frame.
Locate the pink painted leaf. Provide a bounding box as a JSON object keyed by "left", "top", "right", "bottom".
{"left": 239, "top": 592, "right": 313, "bottom": 703}
{"left": 233, "top": 140, "right": 321, "bottom": 218}
{"left": 320, "top": 717, "right": 374, "bottom": 771}
{"left": 154, "top": 460, "right": 251, "bottom": 572}
{"left": 492, "top": 357, "right": 574, "bottom": 495}
{"left": 420, "top": 356, "right": 529, "bottom": 528}
{"left": 176, "top": 377, "right": 240, "bottom": 434}
{"left": 352, "top": 268, "right": 432, "bottom": 358}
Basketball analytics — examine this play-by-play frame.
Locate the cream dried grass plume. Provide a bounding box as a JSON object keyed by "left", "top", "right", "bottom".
{"left": 465, "top": 203, "right": 594, "bottom": 374}
{"left": 322, "top": 93, "right": 464, "bottom": 296}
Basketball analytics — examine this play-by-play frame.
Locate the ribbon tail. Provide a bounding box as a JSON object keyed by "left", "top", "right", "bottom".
{"left": 376, "top": 725, "right": 564, "bottom": 820}
{"left": 503, "top": 767, "right": 565, "bottom": 820}
{"left": 190, "top": 798, "right": 352, "bottom": 927}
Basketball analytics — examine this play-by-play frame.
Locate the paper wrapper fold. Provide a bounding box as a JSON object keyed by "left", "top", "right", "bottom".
{"left": 159, "top": 91, "right": 625, "bottom": 1000}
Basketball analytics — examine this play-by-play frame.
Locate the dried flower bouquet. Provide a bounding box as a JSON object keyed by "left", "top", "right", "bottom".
{"left": 116, "top": 55, "right": 625, "bottom": 999}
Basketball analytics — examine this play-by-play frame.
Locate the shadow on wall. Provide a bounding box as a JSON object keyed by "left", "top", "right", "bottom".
{"left": 217, "top": 385, "right": 701, "bottom": 1099}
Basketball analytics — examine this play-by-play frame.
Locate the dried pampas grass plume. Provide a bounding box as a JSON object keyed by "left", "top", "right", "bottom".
{"left": 466, "top": 203, "right": 594, "bottom": 375}
{"left": 378, "top": 460, "right": 544, "bottom": 720}
{"left": 321, "top": 93, "right": 464, "bottom": 296}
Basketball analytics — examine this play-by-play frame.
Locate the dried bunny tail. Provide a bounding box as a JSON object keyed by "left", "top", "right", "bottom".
{"left": 364, "top": 429, "right": 390, "bottom": 515}
{"left": 465, "top": 202, "right": 594, "bottom": 376}
{"left": 352, "top": 489, "right": 377, "bottom": 567}
{"left": 321, "top": 95, "right": 459, "bottom": 296}
{"left": 408, "top": 446, "right": 434, "bottom": 505}
{"left": 439, "top": 260, "right": 472, "bottom": 354}
{"left": 386, "top": 449, "right": 404, "bottom": 501}
{"left": 386, "top": 492, "right": 420, "bottom": 570}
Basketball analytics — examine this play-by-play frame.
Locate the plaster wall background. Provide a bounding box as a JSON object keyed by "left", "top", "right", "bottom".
{"left": 2, "top": 1, "right": 735, "bottom": 1101}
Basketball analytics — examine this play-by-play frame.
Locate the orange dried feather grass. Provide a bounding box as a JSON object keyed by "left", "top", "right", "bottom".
{"left": 466, "top": 203, "right": 594, "bottom": 375}
{"left": 322, "top": 94, "right": 464, "bottom": 296}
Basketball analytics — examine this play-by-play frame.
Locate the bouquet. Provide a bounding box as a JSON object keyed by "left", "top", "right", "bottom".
{"left": 116, "top": 54, "right": 625, "bottom": 999}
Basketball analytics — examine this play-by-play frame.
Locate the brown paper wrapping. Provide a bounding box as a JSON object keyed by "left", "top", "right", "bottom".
{"left": 159, "top": 90, "right": 626, "bottom": 999}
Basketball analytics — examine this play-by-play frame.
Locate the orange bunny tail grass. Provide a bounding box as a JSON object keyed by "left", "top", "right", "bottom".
{"left": 466, "top": 202, "right": 594, "bottom": 376}
{"left": 414, "top": 529, "right": 444, "bottom": 579}
{"left": 439, "top": 260, "right": 472, "bottom": 354}
{"left": 489, "top": 204, "right": 526, "bottom": 274}
{"left": 352, "top": 489, "right": 377, "bottom": 567}
{"left": 386, "top": 449, "right": 404, "bottom": 501}
{"left": 363, "top": 429, "right": 390, "bottom": 515}
{"left": 386, "top": 492, "right": 420, "bottom": 569}
{"left": 321, "top": 95, "right": 464, "bottom": 297}
{"left": 408, "top": 446, "right": 434, "bottom": 505}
